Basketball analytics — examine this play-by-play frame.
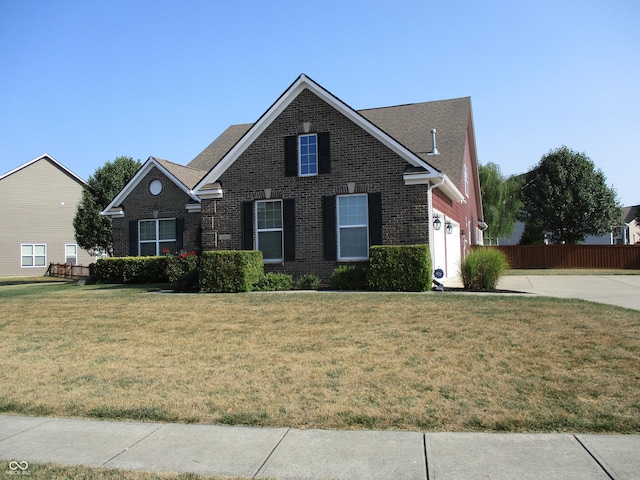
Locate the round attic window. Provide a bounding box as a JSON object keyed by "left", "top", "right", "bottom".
{"left": 149, "top": 180, "right": 163, "bottom": 196}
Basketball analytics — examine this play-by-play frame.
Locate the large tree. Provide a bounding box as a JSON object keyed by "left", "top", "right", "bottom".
{"left": 519, "top": 146, "right": 621, "bottom": 244}
{"left": 479, "top": 162, "right": 523, "bottom": 245}
{"left": 73, "top": 156, "right": 141, "bottom": 256}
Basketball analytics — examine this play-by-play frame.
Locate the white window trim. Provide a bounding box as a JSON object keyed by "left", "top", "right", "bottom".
{"left": 65, "top": 244, "right": 78, "bottom": 265}
{"left": 255, "top": 199, "right": 284, "bottom": 263}
{"left": 21, "top": 243, "right": 47, "bottom": 268}
{"left": 298, "top": 133, "right": 318, "bottom": 177}
{"left": 138, "top": 218, "right": 177, "bottom": 256}
{"left": 464, "top": 164, "right": 470, "bottom": 197}
{"left": 337, "top": 194, "right": 369, "bottom": 261}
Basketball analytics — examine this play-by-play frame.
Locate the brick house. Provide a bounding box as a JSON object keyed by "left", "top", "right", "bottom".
{"left": 103, "top": 74, "right": 484, "bottom": 282}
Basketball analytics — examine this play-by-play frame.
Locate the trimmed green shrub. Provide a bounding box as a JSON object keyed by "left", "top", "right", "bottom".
{"left": 95, "top": 256, "right": 169, "bottom": 284}
{"left": 296, "top": 273, "right": 321, "bottom": 290}
{"left": 199, "top": 250, "right": 264, "bottom": 293}
{"left": 166, "top": 251, "right": 199, "bottom": 292}
{"left": 253, "top": 272, "right": 293, "bottom": 291}
{"left": 329, "top": 264, "right": 369, "bottom": 290}
{"left": 461, "top": 247, "right": 509, "bottom": 290}
{"left": 368, "top": 244, "right": 432, "bottom": 292}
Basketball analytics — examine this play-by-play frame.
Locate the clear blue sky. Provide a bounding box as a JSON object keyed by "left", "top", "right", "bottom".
{"left": 1, "top": 0, "right": 638, "bottom": 206}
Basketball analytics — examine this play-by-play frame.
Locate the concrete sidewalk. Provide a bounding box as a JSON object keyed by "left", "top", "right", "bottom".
{"left": 1, "top": 415, "right": 639, "bottom": 479}
{"left": 445, "top": 275, "right": 640, "bottom": 311}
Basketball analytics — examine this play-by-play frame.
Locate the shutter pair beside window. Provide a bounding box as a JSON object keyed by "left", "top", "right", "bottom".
{"left": 322, "top": 193, "right": 383, "bottom": 261}
{"left": 128, "top": 218, "right": 184, "bottom": 256}
{"left": 242, "top": 199, "right": 296, "bottom": 261}
{"left": 285, "top": 133, "right": 331, "bottom": 176}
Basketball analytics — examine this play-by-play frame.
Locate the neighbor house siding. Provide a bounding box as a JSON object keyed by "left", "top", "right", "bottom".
{"left": 111, "top": 167, "right": 201, "bottom": 257}
{"left": 200, "top": 89, "right": 430, "bottom": 281}
{"left": 0, "top": 158, "right": 94, "bottom": 276}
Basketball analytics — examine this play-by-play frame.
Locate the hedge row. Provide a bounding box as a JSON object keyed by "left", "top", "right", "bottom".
{"left": 95, "top": 256, "right": 169, "bottom": 284}
{"left": 96, "top": 244, "right": 434, "bottom": 292}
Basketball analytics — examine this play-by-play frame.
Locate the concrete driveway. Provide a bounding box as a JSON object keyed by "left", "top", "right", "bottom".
{"left": 496, "top": 275, "right": 640, "bottom": 311}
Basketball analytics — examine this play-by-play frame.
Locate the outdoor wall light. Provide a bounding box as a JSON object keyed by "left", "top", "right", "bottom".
{"left": 445, "top": 221, "right": 453, "bottom": 234}
{"left": 433, "top": 215, "right": 442, "bottom": 231}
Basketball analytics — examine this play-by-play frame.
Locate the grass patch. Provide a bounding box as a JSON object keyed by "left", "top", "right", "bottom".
{"left": 1, "top": 283, "right": 639, "bottom": 433}
{"left": 3, "top": 462, "right": 247, "bottom": 479}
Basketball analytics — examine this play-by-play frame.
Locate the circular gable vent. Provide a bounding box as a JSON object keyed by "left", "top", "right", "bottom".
{"left": 149, "top": 180, "right": 163, "bottom": 196}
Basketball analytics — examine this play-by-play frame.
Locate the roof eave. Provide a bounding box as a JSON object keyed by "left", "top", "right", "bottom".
{"left": 193, "top": 74, "right": 439, "bottom": 194}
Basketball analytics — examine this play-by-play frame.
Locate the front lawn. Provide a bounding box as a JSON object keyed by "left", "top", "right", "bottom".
{"left": 1, "top": 281, "right": 639, "bottom": 432}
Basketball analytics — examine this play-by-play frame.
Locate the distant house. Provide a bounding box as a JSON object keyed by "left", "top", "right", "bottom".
{"left": 621, "top": 205, "right": 640, "bottom": 245}
{"left": 0, "top": 154, "right": 94, "bottom": 276}
{"left": 498, "top": 205, "right": 639, "bottom": 246}
{"left": 104, "top": 74, "right": 485, "bottom": 282}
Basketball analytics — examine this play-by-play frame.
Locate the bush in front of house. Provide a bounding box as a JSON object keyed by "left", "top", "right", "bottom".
{"left": 460, "top": 247, "right": 509, "bottom": 290}
{"left": 368, "top": 244, "right": 432, "bottom": 292}
{"left": 199, "top": 250, "right": 264, "bottom": 293}
{"left": 166, "top": 251, "right": 199, "bottom": 292}
{"left": 296, "top": 273, "right": 321, "bottom": 290}
{"left": 95, "top": 256, "right": 169, "bottom": 284}
{"left": 252, "top": 272, "right": 293, "bottom": 291}
{"left": 329, "top": 264, "right": 369, "bottom": 290}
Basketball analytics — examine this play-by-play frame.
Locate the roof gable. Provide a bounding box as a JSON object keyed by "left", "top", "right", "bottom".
{"left": 102, "top": 156, "right": 201, "bottom": 216}
{"left": 0, "top": 153, "right": 86, "bottom": 186}
{"left": 193, "top": 74, "right": 444, "bottom": 194}
{"left": 359, "top": 97, "right": 473, "bottom": 188}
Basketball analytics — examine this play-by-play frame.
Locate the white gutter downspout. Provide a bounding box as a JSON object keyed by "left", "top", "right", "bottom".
{"left": 427, "top": 174, "right": 446, "bottom": 269}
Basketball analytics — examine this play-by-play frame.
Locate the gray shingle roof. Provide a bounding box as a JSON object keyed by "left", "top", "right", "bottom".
{"left": 153, "top": 158, "right": 206, "bottom": 190}
{"left": 184, "top": 99, "right": 472, "bottom": 186}
{"left": 359, "top": 97, "right": 472, "bottom": 186}
{"left": 187, "top": 123, "right": 253, "bottom": 172}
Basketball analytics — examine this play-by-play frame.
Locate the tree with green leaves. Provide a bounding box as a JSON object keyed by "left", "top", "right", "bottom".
{"left": 519, "top": 146, "right": 621, "bottom": 244}
{"left": 73, "top": 156, "right": 141, "bottom": 256}
{"left": 479, "top": 162, "right": 523, "bottom": 245}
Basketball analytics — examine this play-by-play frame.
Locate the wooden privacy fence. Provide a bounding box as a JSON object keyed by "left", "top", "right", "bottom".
{"left": 47, "top": 263, "right": 92, "bottom": 279}
{"left": 488, "top": 245, "right": 640, "bottom": 270}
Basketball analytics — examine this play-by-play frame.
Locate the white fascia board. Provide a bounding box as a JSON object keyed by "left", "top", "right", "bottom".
{"left": 193, "top": 74, "right": 439, "bottom": 194}
{"left": 186, "top": 204, "right": 201, "bottom": 213}
{"left": 103, "top": 208, "right": 125, "bottom": 218}
{"left": 101, "top": 157, "right": 200, "bottom": 216}
{"left": 403, "top": 172, "right": 465, "bottom": 203}
{"left": 0, "top": 153, "right": 87, "bottom": 185}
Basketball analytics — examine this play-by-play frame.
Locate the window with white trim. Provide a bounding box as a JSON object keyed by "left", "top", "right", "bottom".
{"left": 21, "top": 244, "right": 46, "bottom": 267}
{"left": 464, "top": 164, "right": 470, "bottom": 197}
{"left": 65, "top": 244, "right": 78, "bottom": 265}
{"left": 337, "top": 194, "right": 369, "bottom": 260}
{"left": 299, "top": 134, "right": 318, "bottom": 176}
{"left": 256, "top": 200, "right": 283, "bottom": 262}
{"left": 139, "top": 219, "right": 177, "bottom": 256}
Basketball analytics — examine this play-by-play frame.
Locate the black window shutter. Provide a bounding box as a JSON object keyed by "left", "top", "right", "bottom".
{"left": 176, "top": 218, "right": 185, "bottom": 251}
{"left": 322, "top": 196, "right": 337, "bottom": 261}
{"left": 318, "top": 132, "right": 331, "bottom": 174}
{"left": 368, "top": 192, "right": 383, "bottom": 246}
{"left": 242, "top": 201, "right": 254, "bottom": 250}
{"left": 283, "top": 199, "right": 295, "bottom": 262}
{"left": 284, "top": 136, "right": 298, "bottom": 177}
{"left": 129, "top": 220, "right": 138, "bottom": 256}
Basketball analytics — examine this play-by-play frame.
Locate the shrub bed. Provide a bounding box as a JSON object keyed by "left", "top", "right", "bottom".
{"left": 199, "top": 250, "right": 263, "bottom": 293}
{"left": 95, "top": 257, "right": 169, "bottom": 284}
{"left": 368, "top": 244, "right": 432, "bottom": 291}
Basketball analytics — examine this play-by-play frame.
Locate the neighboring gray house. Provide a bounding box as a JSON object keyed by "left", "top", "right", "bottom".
{"left": 0, "top": 154, "right": 94, "bottom": 276}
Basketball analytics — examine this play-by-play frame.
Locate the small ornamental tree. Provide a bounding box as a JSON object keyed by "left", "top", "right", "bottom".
{"left": 519, "top": 146, "right": 621, "bottom": 244}
{"left": 73, "top": 156, "right": 141, "bottom": 256}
